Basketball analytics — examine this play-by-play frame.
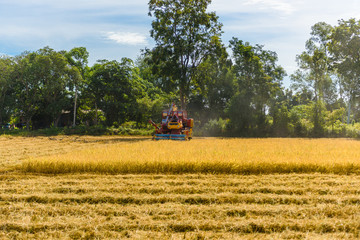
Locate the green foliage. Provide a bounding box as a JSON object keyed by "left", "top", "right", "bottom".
{"left": 309, "top": 101, "right": 326, "bottom": 137}
{"left": 329, "top": 19, "right": 360, "bottom": 92}
{"left": 148, "top": 0, "right": 223, "bottom": 108}
{"left": 11, "top": 47, "right": 81, "bottom": 129}
{"left": 325, "top": 108, "right": 346, "bottom": 133}
{"left": 86, "top": 58, "right": 147, "bottom": 126}
{"left": 328, "top": 19, "right": 360, "bottom": 123}
{"left": 288, "top": 105, "right": 309, "bottom": 137}
{"left": 4, "top": 13, "right": 360, "bottom": 138}
{"left": 0, "top": 56, "right": 14, "bottom": 125}
{"left": 135, "top": 96, "right": 166, "bottom": 126}
{"left": 1, "top": 44, "right": 171, "bottom": 134}
{"left": 188, "top": 48, "right": 235, "bottom": 126}
{"left": 291, "top": 22, "right": 334, "bottom": 104}
{"left": 200, "top": 118, "right": 229, "bottom": 137}
{"left": 0, "top": 124, "right": 152, "bottom": 137}
{"left": 226, "top": 93, "right": 254, "bottom": 136}
{"left": 226, "top": 38, "right": 285, "bottom": 136}
{"left": 77, "top": 105, "right": 106, "bottom": 126}
{"left": 285, "top": 102, "right": 347, "bottom": 137}
{"left": 65, "top": 47, "right": 89, "bottom": 127}
{"left": 270, "top": 103, "right": 290, "bottom": 137}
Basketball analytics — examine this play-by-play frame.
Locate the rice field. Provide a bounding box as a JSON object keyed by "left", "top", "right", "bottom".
{"left": 21, "top": 138, "right": 360, "bottom": 174}
{"left": 2, "top": 136, "right": 360, "bottom": 239}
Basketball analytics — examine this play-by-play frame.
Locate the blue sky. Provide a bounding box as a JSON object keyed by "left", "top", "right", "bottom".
{"left": 1, "top": 0, "right": 360, "bottom": 87}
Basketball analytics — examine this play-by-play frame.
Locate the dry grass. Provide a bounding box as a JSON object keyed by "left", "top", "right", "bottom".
{"left": 0, "top": 135, "right": 149, "bottom": 172}
{"left": 1, "top": 174, "right": 360, "bottom": 239}
{"left": 21, "top": 138, "right": 360, "bottom": 174}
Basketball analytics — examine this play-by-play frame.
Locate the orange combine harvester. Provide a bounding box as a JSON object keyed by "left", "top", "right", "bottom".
{"left": 149, "top": 103, "right": 194, "bottom": 141}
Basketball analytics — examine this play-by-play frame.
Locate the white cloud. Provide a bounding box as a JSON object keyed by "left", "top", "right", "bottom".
{"left": 210, "top": 0, "right": 298, "bottom": 15}
{"left": 105, "top": 32, "right": 148, "bottom": 45}
{"left": 243, "top": 0, "right": 295, "bottom": 15}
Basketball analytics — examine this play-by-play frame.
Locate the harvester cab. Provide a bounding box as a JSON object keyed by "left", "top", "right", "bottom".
{"left": 149, "top": 103, "right": 193, "bottom": 140}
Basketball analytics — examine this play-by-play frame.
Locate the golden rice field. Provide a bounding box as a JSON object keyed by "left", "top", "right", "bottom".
{"left": 21, "top": 138, "right": 360, "bottom": 174}
{"left": 2, "top": 136, "right": 360, "bottom": 239}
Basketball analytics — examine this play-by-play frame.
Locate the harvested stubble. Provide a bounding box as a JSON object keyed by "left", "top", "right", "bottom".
{"left": 0, "top": 135, "right": 149, "bottom": 171}
{"left": 1, "top": 174, "right": 360, "bottom": 239}
{"left": 4, "top": 137, "right": 360, "bottom": 239}
{"left": 21, "top": 138, "right": 360, "bottom": 174}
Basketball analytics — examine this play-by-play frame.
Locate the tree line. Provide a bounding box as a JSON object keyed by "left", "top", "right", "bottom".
{"left": 1, "top": 0, "right": 360, "bottom": 137}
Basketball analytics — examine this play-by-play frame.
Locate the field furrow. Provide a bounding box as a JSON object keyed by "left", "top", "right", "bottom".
{"left": 1, "top": 174, "right": 360, "bottom": 239}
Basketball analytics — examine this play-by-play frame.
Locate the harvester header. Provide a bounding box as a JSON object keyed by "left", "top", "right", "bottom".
{"left": 149, "top": 103, "right": 193, "bottom": 140}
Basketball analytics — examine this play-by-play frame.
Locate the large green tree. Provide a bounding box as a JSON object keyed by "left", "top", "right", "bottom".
{"left": 13, "top": 52, "right": 42, "bottom": 129}
{"left": 291, "top": 22, "right": 334, "bottom": 102}
{"left": 13, "top": 47, "right": 79, "bottom": 129}
{"left": 148, "top": 0, "right": 223, "bottom": 109}
{"left": 0, "top": 56, "right": 14, "bottom": 125}
{"left": 189, "top": 47, "right": 235, "bottom": 123}
{"left": 227, "top": 38, "right": 285, "bottom": 136}
{"left": 37, "top": 47, "right": 79, "bottom": 127}
{"left": 65, "top": 47, "right": 89, "bottom": 126}
{"left": 87, "top": 58, "right": 146, "bottom": 126}
{"left": 290, "top": 22, "right": 336, "bottom": 136}
{"left": 329, "top": 19, "right": 360, "bottom": 123}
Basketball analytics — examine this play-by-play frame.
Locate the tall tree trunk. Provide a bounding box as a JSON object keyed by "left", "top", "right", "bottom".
{"left": 180, "top": 90, "right": 186, "bottom": 110}
{"left": 73, "top": 86, "right": 78, "bottom": 127}
{"left": 0, "top": 94, "right": 5, "bottom": 125}
{"left": 347, "top": 98, "right": 351, "bottom": 125}
{"left": 95, "top": 102, "right": 98, "bottom": 125}
{"left": 54, "top": 114, "right": 61, "bottom": 128}
{"left": 26, "top": 117, "right": 31, "bottom": 131}
{"left": 0, "top": 106, "right": 2, "bottom": 126}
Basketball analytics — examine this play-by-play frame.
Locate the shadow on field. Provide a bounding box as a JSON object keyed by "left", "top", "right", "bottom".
{"left": 74, "top": 137, "right": 152, "bottom": 144}
{"left": 45, "top": 136, "right": 152, "bottom": 144}
{"left": 96, "top": 137, "right": 152, "bottom": 144}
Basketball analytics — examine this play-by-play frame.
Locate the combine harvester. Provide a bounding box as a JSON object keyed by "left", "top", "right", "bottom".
{"left": 149, "top": 103, "right": 193, "bottom": 141}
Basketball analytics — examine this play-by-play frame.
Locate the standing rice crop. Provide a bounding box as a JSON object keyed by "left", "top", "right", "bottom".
{"left": 21, "top": 138, "right": 360, "bottom": 174}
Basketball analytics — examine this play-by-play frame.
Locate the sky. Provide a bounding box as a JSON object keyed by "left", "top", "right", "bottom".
{"left": 1, "top": 0, "right": 360, "bottom": 87}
